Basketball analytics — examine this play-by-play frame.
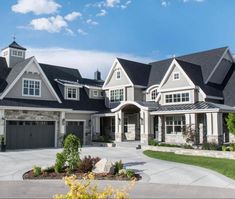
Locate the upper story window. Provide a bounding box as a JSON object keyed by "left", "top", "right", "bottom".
{"left": 110, "top": 89, "right": 124, "bottom": 102}
{"left": 173, "top": 72, "right": 180, "bottom": 80}
{"left": 165, "top": 92, "right": 190, "bottom": 104}
{"left": 151, "top": 89, "right": 158, "bottom": 100}
{"left": 93, "top": 90, "right": 98, "bottom": 97}
{"left": 116, "top": 70, "right": 121, "bottom": 79}
{"left": 66, "top": 87, "right": 77, "bottom": 100}
{"left": 23, "top": 79, "right": 41, "bottom": 97}
{"left": 12, "top": 50, "right": 23, "bottom": 58}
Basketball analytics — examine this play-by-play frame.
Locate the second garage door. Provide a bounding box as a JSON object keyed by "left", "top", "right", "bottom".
{"left": 6, "top": 121, "right": 55, "bottom": 150}
{"left": 66, "top": 121, "right": 84, "bottom": 144}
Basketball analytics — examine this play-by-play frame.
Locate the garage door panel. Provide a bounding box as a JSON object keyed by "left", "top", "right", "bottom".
{"left": 6, "top": 121, "right": 55, "bottom": 149}
{"left": 66, "top": 121, "right": 84, "bottom": 143}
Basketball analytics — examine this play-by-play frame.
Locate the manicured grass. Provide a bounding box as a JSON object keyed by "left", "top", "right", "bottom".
{"left": 143, "top": 150, "right": 235, "bottom": 180}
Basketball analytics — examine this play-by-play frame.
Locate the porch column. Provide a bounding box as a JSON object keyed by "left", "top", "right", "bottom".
{"left": 185, "top": 114, "right": 191, "bottom": 126}
{"left": 150, "top": 115, "right": 154, "bottom": 140}
{"left": 141, "top": 110, "right": 150, "bottom": 145}
{"left": 59, "top": 111, "right": 66, "bottom": 135}
{"left": 212, "top": 112, "right": 223, "bottom": 144}
{"left": 0, "top": 110, "right": 5, "bottom": 137}
{"left": 158, "top": 115, "right": 163, "bottom": 142}
{"left": 206, "top": 112, "right": 222, "bottom": 144}
{"left": 115, "top": 111, "right": 123, "bottom": 142}
{"left": 190, "top": 113, "right": 198, "bottom": 144}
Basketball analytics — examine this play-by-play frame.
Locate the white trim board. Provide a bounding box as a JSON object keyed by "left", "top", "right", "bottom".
{"left": 102, "top": 58, "right": 134, "bottom": 89}
{"left": 158, "top": 59, "right": 196, "bottom": 92}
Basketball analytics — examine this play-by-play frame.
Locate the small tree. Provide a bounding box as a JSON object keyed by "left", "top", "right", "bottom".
{"left": 226, "top": 113, "right": 235, "bottom": 136}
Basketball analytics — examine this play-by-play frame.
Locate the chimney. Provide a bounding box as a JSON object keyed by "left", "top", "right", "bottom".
{"left": 94, "top": 70, "right": 101, "bottom": 81}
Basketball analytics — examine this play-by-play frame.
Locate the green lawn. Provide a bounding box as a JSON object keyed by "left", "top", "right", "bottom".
{"left": 143, "top": 150, "right": 235, "bottom": 180}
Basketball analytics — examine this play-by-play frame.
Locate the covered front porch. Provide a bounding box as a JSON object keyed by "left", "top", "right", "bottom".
{"left": 151, "top": 102, "right": 235, "bottom": 145}
{"left": 91, "top": 101, "right": 157, "bottom": 144}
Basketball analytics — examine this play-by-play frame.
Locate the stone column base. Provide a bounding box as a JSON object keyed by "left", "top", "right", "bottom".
{"left": 141, "top": 133, "right": 149, "bottom": 145}
{"left": 115, "top": 133, "right": 122, "bottom": 142}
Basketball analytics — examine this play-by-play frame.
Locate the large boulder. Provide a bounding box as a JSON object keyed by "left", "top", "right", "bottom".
{"left": 92, "top": 158, "right": 114, "bottom": 174}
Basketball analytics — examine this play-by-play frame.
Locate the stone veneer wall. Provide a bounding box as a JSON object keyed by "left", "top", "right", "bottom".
{"left": 4, "top": 110, "right": 60, "bottom": 146}
{"left": 143, "top": 145, "right": 235, "bottom": 160}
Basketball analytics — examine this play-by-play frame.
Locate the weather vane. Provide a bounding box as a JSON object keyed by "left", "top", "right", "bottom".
{"left": 12, "top": 34, "right": 16, "bottom": 41}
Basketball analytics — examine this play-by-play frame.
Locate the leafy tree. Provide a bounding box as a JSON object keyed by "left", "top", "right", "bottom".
{"left": 226, "top": 113, "right": 235, "bottom": 135}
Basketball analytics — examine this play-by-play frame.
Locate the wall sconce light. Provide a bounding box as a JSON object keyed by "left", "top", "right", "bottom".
{"left": 140, "top": 117, "right": 144, "bottom": 125}
{"left": 118, "top": 117, "right": 121, "bottom": 125}
{"left": 1, "top": 117, "right": 5, "bottom": 121}
{"left": 62, "top": 118, "right": 65, "bottom": 126}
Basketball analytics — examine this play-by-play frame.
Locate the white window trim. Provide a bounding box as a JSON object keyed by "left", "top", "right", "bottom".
{"left": 66, "top": 87, "right": 78, "bottom": 100}
{"left": 173, "top": 72, "right": 180, "bottom": 81}
{"left": 109, "top": 88, "right": 124, "bottom": 103}
{"left": 22, "top": 78, "right": 41, "bottom": 97}
{"left": 93, "top": 90, "right": 98, "bottom": 97}
{"left": 151, "top": 89, "right": 158, "bottom": 101}
{"left": 164, "top": 91, "right": 191, "bottom": 105}
{"left": 11, "top": 49, "right": 24, "bottom": 58}
{"left": 116, "top": 70, "right": 121, "bottom": 80}
{"left": 165, "top": 115, "right": 185, "bottom": 135}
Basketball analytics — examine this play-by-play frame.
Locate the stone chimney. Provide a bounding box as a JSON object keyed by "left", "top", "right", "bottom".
{"left": 94, "top": 69, "right": 101, "bottom": 81}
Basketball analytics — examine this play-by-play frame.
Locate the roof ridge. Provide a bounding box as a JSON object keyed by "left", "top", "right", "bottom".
{"left": 117, "top": 57, "right": 150, "bottom": 66}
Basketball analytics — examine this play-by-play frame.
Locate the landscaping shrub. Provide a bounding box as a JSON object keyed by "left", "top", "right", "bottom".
{"left": 126, "top": 169, "right": 135, "bottom": 179}
{"left": 78, "top": 156, "right": 101, "bottom": 173}
{"left": 148, "top": 139, "right": 158, "bottom": 146}
{"left": 63, "top": 134, "right": 81, "bottom": 172}
{"left": 33, "top": 166, "right": 42, "bottom": 177}
{"left": 202, "top": 143, "right": 219, "bottom": 151}
{"left": 230, "top": 143, "right": 235, "bottom": 151}
{"left": 43, "top": 166, "right": 55, "bottom": 173}
{"left": 114, "top": 160, "right": 123, "bottom": 174}
{"left": 55, "top": 152, "right": 66, "bottom": 173}
{"left": 159, "top": 143, "right": 181, "bottom": 148}
{"left": 222, "top": 145, "right": 230, "bottom": 152}
{"left": 54, "top": 173, "right": 132, "bottom": 199}
{"left": 92, "top": 136, "right": 113, "bottom": 143}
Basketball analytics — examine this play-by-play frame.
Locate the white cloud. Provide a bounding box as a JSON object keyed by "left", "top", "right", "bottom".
{"left": 96, "top": 9, "right": 107, "bottom": 17}
{"left": 30, "top": 15, "right": 67, "bottom": 33}
{"left": 106, "top": 0, "right": 120, "bottom": 7}
{"left": 86, "top": 19, "right": 99, "bottom": 25}
{"left": 65, "top": 28, "right": 75, "bottom": 36}
{"left": 26, "top": 47, "right": 153, "bottom": 79}
{"left": 120, "top": 0, "right": 132, "bottom": 9}
{"left": 78, "top": 29, "right": 88, "bottom": 36}
{"left": 161, "top": 1, "right": 170, "bottom": 7}
{"left": 12, "top": 0, "right": 61, "bottom": 15}
{"left": 64, "top": 11, "right": 82, "bottom": 21}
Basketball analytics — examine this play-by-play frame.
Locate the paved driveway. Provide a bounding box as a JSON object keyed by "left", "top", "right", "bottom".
{"left": 1, "top": 146, "right": 235, "bottom": 189}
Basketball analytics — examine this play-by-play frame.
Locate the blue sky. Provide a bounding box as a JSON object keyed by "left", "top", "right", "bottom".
{"left": 0, "top": 0, "right": 235, "bottom": 78}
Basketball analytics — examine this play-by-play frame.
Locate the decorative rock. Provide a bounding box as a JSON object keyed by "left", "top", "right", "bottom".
{"left": 92, "top": 158, "right": 114, "bottom": 174}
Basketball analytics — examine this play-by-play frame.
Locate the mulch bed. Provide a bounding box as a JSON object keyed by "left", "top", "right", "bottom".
{"left": 23, "top": 170, "right": 141, "bottom": 181}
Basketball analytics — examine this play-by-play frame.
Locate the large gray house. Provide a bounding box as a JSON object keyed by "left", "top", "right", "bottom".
{"left": 0, "top": 41, "right": 235, "bottom": 149}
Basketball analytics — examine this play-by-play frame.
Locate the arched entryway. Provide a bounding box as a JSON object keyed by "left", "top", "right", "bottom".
{"left": 122, "top": 105, "right": 141, "bottom": 141}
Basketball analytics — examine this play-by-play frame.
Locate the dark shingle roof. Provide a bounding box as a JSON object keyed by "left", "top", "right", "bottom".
{"left": 177, "top": 47, "right": 228, "bottom": 82}
{"left": 117, "top": 58, "right": 151, "bottom": 87}
{"left": 0, "top": 97, "right": 107, "bottom": 111}
{"left": 0, "top": 57, "right": 11, "bottom": 92}
{"left": 4, "top": 41, "right": 27, "bottom": 51}
{"left": 148, "top": 58, "right": 173, "bottom": 87}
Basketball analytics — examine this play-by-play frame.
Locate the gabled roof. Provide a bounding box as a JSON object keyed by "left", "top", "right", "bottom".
{"left": 117, "top": 58, "right": 151, "bottom": 87}
{"left": 3, "top": 41, "right": 27, "bottom": 51}
{"left": 148, "top": 58, "right": 173, "bottom": 87}
{"left": 0, "top": 57, "right": 33, "bottom": 94}
{"left": 177, "top": 47, "right": 228, "bottom": 83}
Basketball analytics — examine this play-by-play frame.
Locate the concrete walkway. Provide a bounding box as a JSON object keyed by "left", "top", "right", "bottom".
{"left": 1, "top": 145, "right": 235, "bottom": 190}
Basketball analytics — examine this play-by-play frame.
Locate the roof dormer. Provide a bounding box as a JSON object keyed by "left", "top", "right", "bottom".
{"left": 1, "top": 41, "right": 26, "bottom": 68}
